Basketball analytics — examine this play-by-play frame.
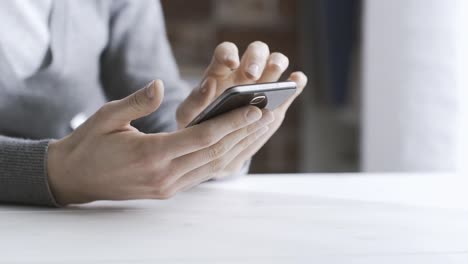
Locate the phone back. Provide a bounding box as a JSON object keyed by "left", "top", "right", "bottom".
{"left": 187, "top": 82, "right": 296, "bottom": 127}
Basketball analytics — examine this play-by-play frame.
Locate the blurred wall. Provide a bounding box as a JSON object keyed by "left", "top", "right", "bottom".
{"left": 362, "top": 0, "right": 468, "bottom": 172}
{"left": 162, "top": 0, "right": 468, "bottom": 173}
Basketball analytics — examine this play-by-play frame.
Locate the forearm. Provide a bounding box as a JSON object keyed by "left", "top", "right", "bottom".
{"left": 0, "top": 136, "right": 59, "bottom": 207}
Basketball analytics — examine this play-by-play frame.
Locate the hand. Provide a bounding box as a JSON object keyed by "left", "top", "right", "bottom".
{"left": 47, "top": 80, "right": 274, "bottom": 205}
{"left": 176, "top": 41, "right": 308, "bottom": 178}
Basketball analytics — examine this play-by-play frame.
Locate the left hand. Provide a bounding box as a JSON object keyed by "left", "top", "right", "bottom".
{"left": 176, "top": 41, "right": 308, "bottom": 179}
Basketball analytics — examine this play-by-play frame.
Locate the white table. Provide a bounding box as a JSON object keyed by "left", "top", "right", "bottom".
{"left": 1, "top": 173, "right": 468, "bottom": 263}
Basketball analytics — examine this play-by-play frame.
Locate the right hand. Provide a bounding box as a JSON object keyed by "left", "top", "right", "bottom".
{"left": 47, "top": 80, "right": 274, "bottom": 205}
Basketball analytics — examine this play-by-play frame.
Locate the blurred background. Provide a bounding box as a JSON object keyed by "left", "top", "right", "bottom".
{"left": 161, "top": 0, "right": 468, "bottom": 174}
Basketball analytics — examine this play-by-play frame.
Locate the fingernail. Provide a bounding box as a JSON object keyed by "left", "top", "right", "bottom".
{"left": 145, "top": 80, "right": 155, "bottom": 99}
{"left": 246, "top": 109, "right": 262, "bottom": 123}
{"left": 271, "top": 57, "right": 287, "bottom": 71}
{"left": 225, "top": 54, "right": 238, "bottom": 66}
{"left": 247, "top": 63, "right": 260, "bottom": 79}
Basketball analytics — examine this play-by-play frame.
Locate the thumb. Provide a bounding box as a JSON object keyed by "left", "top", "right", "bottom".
{"left": 96, "top": 80, "right": 164, "bottom": 130}
{"left": 176, "top": 77, "right": 216, "bottom": 128}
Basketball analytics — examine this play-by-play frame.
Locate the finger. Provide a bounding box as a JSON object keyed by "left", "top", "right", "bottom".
{"left": 222, "top": 72, "right": 308, "bottom": 176}
{"left": 224, "top": 72, "right": 307, "bottom": 173}
{"left": 174, "top": 124, "right": 271, "bottom": 193}
{"left": 176, "top": 77, "right": 217, "bottom": 128}
{"left": 151, "top": 105, "right": 263, "bottom": 159}
{"left": 257, "top": 52, "right": 289, "bottom": 83}
{"left": 235, "top": 41, "right": 270, "bottom": 83}
{"left": 279, "top": 71, "right": 308, "bottom": 112}
{"left": 170, "top": 110, "right": 275, "bottom": 179}
{"left": 94, "top": 80, "right": 164, "bottom": 131}
{"left": 224, "top": 122, "right": 278, "bottom": 176}
{"left": 204, "top": 42, "right": 240, "bottom": 78}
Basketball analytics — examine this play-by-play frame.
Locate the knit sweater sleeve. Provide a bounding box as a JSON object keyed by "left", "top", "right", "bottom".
{"left": 0, "top": 136, "right": 58, "bottom": 206}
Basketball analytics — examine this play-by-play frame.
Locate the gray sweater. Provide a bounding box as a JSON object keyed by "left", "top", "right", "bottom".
{"left": 0, "top": 0, "right": 190, "bottom": 206}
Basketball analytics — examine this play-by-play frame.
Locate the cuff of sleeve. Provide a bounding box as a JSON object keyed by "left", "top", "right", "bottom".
{"left": 0, "top": 139, "right": 60, "bottom": 207}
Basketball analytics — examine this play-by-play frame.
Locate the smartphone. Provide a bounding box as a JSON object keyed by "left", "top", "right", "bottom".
{"left": 187, "top": 81, "right": 296, "bottom": 127}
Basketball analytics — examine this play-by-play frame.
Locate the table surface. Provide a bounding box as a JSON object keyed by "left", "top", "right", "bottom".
{"left": 1, "top": 173, "right": 468, "bottom": 264}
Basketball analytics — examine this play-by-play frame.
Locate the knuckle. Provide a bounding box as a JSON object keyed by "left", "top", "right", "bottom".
{"left": 154, "top": 187, "right": 176, "bottom": 200}
{"left": 232, "top": 108, "right": 252, "bottom": 128}
{"left": 244, "top": 119, "right": 255, "bottom": 133}
{"left": 95, "top": 102, "right": 114, "bottom": 119}
{"left": 209, "top": 158, "right": 225, "bottom": 173}
{"left": 176, "top": 105, "right": 192, "bottom": 126}
{"left": 175, "top": 105, "right": 185, "bottom": 121}
{"left": 207, "top": 141, "right": 228, "bottom": 160}
{"left": 276, "top": 111, "right": 286, "bottom": 123}
{"left": 199, "top": 127, "right": 218, "bottom": 147}
{"left": 151, "top": 171, "right": 173, "bottom": 193}
{"left": 242, "top": 133, "right": 256, "bottom": 148}
{"left": 246, "top": 124, "right": 258, "bottom": 134}
{"left": 128, "top": 93, "right": 145, "bottom": 113}
{"left": 156, "top": 179, "right": 172, "bottom": 193}
{"left": 232, "top": 116, "right": 245, "bottom": 130}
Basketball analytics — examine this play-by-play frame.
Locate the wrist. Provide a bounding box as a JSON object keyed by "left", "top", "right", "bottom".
{"left": 47, "top": 139, "right": 83, "bottom": 205}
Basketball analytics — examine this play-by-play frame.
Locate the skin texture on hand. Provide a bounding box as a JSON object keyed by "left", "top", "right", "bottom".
{"left": 176, "top": 41, "right": 308, "bottom": 179}
{"left": 47, "top": 80, "right": 274, "bottom": 205}
{"left": 47, "top": 41, "right": 307, "bottom": 205}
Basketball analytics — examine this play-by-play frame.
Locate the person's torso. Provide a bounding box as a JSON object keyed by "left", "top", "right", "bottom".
{"left": 0, "top": 0, "right": 111, "bottom": 139}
